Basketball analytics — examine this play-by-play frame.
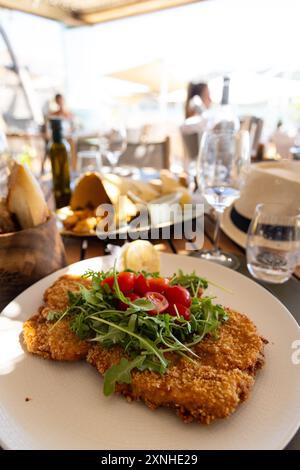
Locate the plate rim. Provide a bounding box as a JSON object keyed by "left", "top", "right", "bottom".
{"left": 56, "top": 192, "right": 202, "bottom": 238}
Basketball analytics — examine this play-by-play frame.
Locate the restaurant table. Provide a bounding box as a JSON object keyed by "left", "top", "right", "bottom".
{"left": 0, "top": 212, "right": 299, "bottom": 449}
{"left": 62, "top": 213, "right": 300, "bottom": 450}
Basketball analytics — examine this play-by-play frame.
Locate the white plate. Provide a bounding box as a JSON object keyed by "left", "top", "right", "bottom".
{"left": 0, "top": 254, "right": 300, "bottom": 450}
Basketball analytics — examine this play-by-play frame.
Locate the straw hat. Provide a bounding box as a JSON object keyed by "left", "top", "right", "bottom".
{"left": 222, "top": 160, "right": 300, "bottom": 248}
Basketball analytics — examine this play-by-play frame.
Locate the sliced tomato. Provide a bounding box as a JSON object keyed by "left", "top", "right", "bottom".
{"left": 165, "top": 285, "right": 191, "bottom": 308}
{"left": 145, "top": 292, "right": 169, "bottom": 315}
{"left": 117, "top": 272, "right": 135, "bottom": 294}
{"left": 147, "top": 277, "right": 169, "bottom": 294}
{"left": 118, "top": 292, "right": 140, "bottom": 311}
{"left": 101, "top": 275, "right": 114, "bottom": 290}
{"left": 167, "top": 303, "right": 191, "bottom": 320}
{"left": 134, "top": 273, "right": 149, "bottom": 296}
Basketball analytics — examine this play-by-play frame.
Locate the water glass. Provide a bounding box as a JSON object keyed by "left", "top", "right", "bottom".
{"left": 99, "top": 125, "right": 127, "bottom": 172}
{"left": 246, "top": 203, "right": 300, "bottom": 283}
{"left": 77, "top": 150, "right": 102, "bottom": 174}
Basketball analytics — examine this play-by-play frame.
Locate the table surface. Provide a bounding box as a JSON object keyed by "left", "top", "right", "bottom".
{"left": 63, "top": 213, "right": 300, "bottom": 450}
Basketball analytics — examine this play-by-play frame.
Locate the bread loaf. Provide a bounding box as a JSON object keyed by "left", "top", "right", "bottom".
{"left": 7, "top": 163, "right": 49, "bottom": 229}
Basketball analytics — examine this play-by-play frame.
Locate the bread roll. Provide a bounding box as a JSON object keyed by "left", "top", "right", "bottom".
{"left": 7, "top": 163, "right": 49, "bottom": 229}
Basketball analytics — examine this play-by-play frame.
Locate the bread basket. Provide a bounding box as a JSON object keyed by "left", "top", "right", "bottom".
{"left": 0, "top": 213, "right": 66, "bottom": 311}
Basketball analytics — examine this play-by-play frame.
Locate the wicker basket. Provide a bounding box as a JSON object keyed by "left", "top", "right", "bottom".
{"left": 0, "top": 213, "right": 66, "bottom": 311}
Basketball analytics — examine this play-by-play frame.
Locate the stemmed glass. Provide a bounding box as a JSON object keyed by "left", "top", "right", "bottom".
{"left": 196, "top": 129, "right": 250, "bottom": 269}
{"left": 99, "top": 124, "right": 127, "bottom": 173}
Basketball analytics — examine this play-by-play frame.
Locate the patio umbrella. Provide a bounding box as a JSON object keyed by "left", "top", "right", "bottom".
{"left": 108, "top": 59, "right": 186, "bottom": 94}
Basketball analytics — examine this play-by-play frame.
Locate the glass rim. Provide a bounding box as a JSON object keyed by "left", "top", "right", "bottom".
{"left": 202, "top": 129, "right": 238, "bottom": 137}
{"left": 254, "top": 202, "right": 300, "bottom": 218}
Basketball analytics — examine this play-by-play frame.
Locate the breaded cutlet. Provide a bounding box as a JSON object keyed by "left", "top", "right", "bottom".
{"left": 87, "top": 309, "right": 265, "bottom": 424}
{"left": 23, "top": 276, "right": 266, "bottom": 424}
{"left": 23, "top": 275, "right": 91, "bottom": 361}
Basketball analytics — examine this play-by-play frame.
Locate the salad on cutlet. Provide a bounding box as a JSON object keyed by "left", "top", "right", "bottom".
{"left": 47, "top": 265, "right": 228, "bottom": 396}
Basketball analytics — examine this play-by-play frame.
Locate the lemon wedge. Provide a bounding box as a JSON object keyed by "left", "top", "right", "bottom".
{"left": 122, "top": 240, "right": 160, "bottom": 273}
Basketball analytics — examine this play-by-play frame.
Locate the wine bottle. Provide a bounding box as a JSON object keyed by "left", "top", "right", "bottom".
{"left": 205, "top": 76, "right": 240, "bottom": 132}
{"left": 49, "top": 119, "right": 71, "bottom": 209}
{"left": 221, "top": 76, "right": 230, "bottom": 105}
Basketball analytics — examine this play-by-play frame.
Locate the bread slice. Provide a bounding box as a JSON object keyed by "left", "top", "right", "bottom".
{"left": 70, "top": 172, "right": 112, "bottom": 210}
{"left": 101, "top": 173, "right": 160, "bottom": 202}
{"left": 7, "top": 163, "right": 49, "bottom": 229}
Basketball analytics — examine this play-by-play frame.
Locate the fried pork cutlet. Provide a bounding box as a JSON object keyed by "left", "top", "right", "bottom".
{"left": 23, "top": 276, "right": 266, "bottom": 424}
{"left": 23, "top": 275, "right": 91, "bottom": 361}
{"left": 87, "top": 309, "right": 266, "bottom": 424}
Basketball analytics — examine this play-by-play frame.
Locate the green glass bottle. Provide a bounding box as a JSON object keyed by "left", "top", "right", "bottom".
{"left": 49, "top": 119, "right": 71, "bottom": 209}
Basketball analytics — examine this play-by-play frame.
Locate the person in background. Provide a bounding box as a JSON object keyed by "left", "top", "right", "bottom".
{"left": 185, "top": 82, "right": 212, "bottom": 119}
{"left": 269, "top": 119, "right": 294, "bottom": 159}
{"left": 41, "top": 93, "right": 75, "bottom": 174}
{"left": 49, "top": 93, "right": 74, "bottom": 129}
{"left": 48, "top": 93, "right": 76, "bottom": 139}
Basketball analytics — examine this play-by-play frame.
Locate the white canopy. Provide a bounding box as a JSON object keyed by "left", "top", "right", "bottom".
{"left": 0, "top": 0, "right": 202, "bottom": 25}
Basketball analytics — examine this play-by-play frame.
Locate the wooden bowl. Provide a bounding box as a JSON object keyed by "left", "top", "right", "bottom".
{"left": 0, "top": 213, "right": 67, "bottom": 311}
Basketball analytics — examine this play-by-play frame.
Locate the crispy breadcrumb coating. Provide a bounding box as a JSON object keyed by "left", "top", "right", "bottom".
{"left": 86, "top": 308, "right": 265, "bottom": 424}
{"left": 23, "top": 275, "right": 90, "bottom": 360}
{"left": 23, "top": 276, "right": 266, "bottom": 423}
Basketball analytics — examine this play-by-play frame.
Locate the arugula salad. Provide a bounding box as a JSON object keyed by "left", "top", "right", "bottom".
{"left": 48, "top": 266, "right": 228, "bottom": 395}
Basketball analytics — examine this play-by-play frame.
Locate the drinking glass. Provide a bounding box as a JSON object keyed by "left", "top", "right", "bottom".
{"left": 76, "top": 150, "right": 102, "bottom": 174}
{"left": 196, "top": 129, "right": 250, "bottom": 269}
{"left": 246, "top": 203, "right": 300, "bottom": 283}
{"left": 99, "top": 124, "right": 127, "bottom": 172}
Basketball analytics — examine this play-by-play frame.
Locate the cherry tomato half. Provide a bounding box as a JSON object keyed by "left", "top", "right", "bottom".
{"left": 118, "top": 292, "right": 140, "bottom": 311}
{"left": 145, "top": 292, "right": 169, "bottom": 315}
{"left": 134, "top": 273, "right": 149, "bottom": 296}
{"left": 117, "top": 272, "right": 135, "bottom": 294}
{"left": 101, "top": 275, "right": 114, "bottom": 290}
{"left": 167, "top": 303, "right": 191, "bottom": 321}
{"left": 165, "top": 285, "right": 191, "bottom": 308}
{"left": 147, "top": 277, "right": 169, "bottom": 294}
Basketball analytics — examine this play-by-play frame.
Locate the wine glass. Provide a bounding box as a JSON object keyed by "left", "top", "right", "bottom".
{"left": 196, "top": 129, "right": 250, "bottom": 269}
{"left": 99, "top": 124, "right": 127, "bottom": 173}
{"left": 246, "top": 203, "right": 300, "bottom": 283}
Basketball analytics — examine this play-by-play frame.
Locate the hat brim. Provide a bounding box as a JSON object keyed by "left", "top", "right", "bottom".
{"left": 221, "top": 205, "right": 248, "bottom": 249}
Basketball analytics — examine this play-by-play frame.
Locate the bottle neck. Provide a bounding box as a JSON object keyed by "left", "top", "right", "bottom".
{"left": 52, "top": 130, "right": 64, "bottom": 144}
{"left": 221, "top": 77, "right": 230, "bottom": 105}
{"left": 50, "top": 119, "right": 64, "bottom": 144}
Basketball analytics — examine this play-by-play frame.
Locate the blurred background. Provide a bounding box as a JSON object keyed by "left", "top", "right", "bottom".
{"left": 1, "top": 0, "right": 300, "bottom": 171}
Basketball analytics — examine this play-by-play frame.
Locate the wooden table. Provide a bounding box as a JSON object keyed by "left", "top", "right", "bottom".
{"left": 63, "top": 214, "right": 300, "bottom": 279}
{"left": 62, "top": 214, "right": 300, "bottom": 450}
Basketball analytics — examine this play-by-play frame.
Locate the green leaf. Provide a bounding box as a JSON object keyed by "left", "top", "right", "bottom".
{"left": 138, "top": 356, "right": 167, "bottom": 374}
{"left": 103, "top": 356, "right": 145, "bottom": 396}
{"left": 70, "top": 313, "right": 91, "bottom": 339}
{"left": 129, "top": 298, "right": 154, "bottom": 311}
{"left": 170, "top": 270, "right": 208, "bottom": 295}
{"left": 67, "top": 290, "right": 79, "bottom": 305}
{"left": 46, "top": 311, "right": 62, "bottom": 321}
{"left": 128, "top": 313, "right": 137, "bottom": 332}
{"left": 80, "top": 286, "right": 99, "bottom": 305}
